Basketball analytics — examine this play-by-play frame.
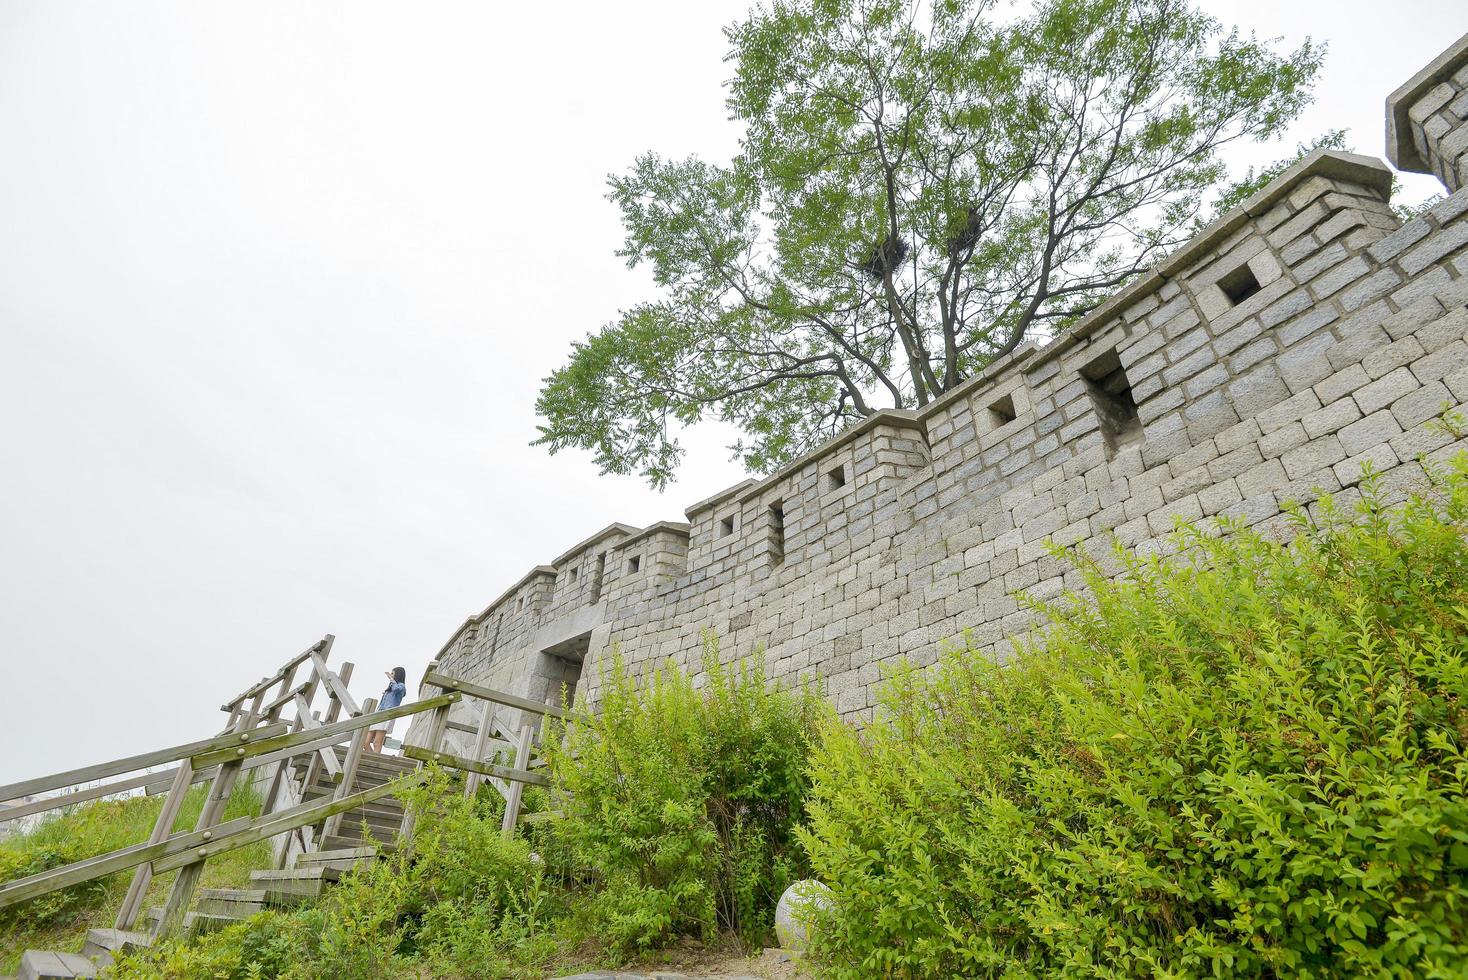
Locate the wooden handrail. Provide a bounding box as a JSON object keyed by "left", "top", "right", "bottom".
{"left": 190, "top": 694, "right": 459, "bottom": 769}
{"left": 402, "top": 746, "right": 549, "bottom": 787}
{"left": 0, "top": 723, "right": 288, "bottom": 803}
{"left": 221, "top": 636, "right": 332, "bottom": 711}
{"left": 420, "top": 671, "right": 569, "bottom": 720}
{"left": 0, "top": 814, "right": 252, "bottom": 910}
{"left": 0, "top": 771, "right": 164, "bottom": 824}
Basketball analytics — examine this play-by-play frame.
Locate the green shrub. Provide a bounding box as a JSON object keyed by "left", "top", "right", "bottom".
{"left": 546, "top": 637, "right": 826, "bottom": 957}
{"left": 802, "top": 461, "right": 1468, "bottom": 978}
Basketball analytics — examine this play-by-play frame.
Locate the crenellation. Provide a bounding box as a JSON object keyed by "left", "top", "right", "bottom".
{"left": 410, "top": 35, "right": 1468, "bottom": 731}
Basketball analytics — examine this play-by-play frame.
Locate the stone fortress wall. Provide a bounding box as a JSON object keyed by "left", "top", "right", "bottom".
{"left": 416, "top": 33, "right": 1468, "bottom": 745}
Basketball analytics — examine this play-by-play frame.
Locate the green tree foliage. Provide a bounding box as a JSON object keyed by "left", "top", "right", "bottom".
{"left": 800, "top": 460, "right": 1468, "bottom": 977}
{"left": 545, "top": 638, "right": 827, "bottom": 957}
{"left": 535, "top": 0, "right": 1325, "bottom": 486}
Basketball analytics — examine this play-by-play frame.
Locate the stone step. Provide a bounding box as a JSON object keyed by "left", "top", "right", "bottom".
{"left": 16, "top": 951, "right": 96, "bottom": 980}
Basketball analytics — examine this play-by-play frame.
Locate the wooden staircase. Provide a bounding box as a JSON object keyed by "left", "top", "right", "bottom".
{"left": 9, "top": 748, "right": 411, "bottom": 978}
{"left": 0, "top": 641, "right": 559, "bottom": 980}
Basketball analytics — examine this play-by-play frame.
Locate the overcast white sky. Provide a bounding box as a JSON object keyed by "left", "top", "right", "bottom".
{"left": 0, "top": 1, "right": 1459, "bottom": 781}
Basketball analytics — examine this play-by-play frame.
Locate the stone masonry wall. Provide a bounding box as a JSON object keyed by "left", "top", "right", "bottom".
{"left": 414, "top": 34, "right": 1468, "bottom": 740}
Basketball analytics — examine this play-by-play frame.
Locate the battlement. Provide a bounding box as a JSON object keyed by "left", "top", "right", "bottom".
{"left": 422, "top": 33, "right": 1468, "bottom": 729}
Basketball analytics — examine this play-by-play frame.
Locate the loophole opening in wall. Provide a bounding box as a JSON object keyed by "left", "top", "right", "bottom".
{"left": 987, "top": 392, "right": 1017, "bottom": 430}
{"left": 627, "top": 555, "right": 641, "bottom": 574}
{"left": 589, "top": 552, "right": 606, "bottom": 603}
{"left": 720, "top": 515, "right": 736, "bottom": 537}
{"left": 1218, "top": 262, "right": 1262, "bottom": 306}
{"left": 1081, "top": 349, "right": 1143, "bottom": 458}
{"left": 827, "top": 465, "right": 847, "bottom": 490}
{"left": 768, "top": 501, "right": 785, "bottom": 567}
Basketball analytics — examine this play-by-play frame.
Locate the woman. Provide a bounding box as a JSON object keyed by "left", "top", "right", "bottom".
{"left": 366, "top": 667, "right": 408, "bottom": 754}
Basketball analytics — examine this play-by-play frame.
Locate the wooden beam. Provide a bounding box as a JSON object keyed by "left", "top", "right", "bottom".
{"left": 189, "top": 694, "right": 457, "bottom": 769}
{"left": 310, "top": 651, "right": 361, "bottom": 717}
{"left": 402, "top": 745, "right": 550, "bottom": 787}
{"left": 260, "top": 682, "right": 310, "bottom": 720}
{"left": 420, "top": 671, "right": 568, "bottom": 720}
{"left": 0, "top": 723, "right": 288, "bottom": 802}
{"left": 0, "top": 770, "right": 162, "bottom": 824}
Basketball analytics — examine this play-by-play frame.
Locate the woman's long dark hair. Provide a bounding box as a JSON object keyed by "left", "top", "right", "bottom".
{"left": 391, "top": 666, "right": 406, "bottom": 684}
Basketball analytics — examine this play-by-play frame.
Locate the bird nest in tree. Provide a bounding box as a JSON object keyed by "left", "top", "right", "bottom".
{"left": 859, "top": 235, "right": 910, "bottom": 280}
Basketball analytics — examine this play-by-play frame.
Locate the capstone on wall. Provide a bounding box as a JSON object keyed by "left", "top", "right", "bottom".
{"left": 416, "top": 33, "right": 1468, "bottom": 744}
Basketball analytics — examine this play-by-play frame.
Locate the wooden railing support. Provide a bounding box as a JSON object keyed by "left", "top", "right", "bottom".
{"left": 114, "top": 758, "right": 193, "bottom": 931}
{"left": 153, "top": 699, "right": 260, "bottom": 941}
{"left": 323, "top": 698, "right": 376, "bottom": 840}
{"left": 501, "top": 724, "right": 534, "bottom": 837}
{"left": 396, "top": 698, "right": 452, "bottom": 849}
{"left": 464, "top": 702, "right": 497, "bottom": 799}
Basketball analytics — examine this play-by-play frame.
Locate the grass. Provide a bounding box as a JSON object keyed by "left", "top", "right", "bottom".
{"left": 0, "top": 780, "right": 271, "bottom": 974}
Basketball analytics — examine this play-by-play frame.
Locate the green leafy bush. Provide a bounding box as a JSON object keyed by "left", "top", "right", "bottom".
{"left": 546, "top": 637, "right": 826, "bottom": 957}
{"left": 802, "top": 461, "right": 1468, "bottom": 978}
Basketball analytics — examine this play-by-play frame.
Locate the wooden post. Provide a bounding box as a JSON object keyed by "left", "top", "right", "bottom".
{"left": 321, "top": 661, "right": 356, "bottom": 725}
{"left": 114, "top": 758, "right": 193, "bottom": 930}
{"left": 263, "top": 656, "right": 326, "bottom": 816}
{"left": 396, "top": 699, "right": 451, "bottom": 848}
{"left": 464, "top": 702, "right": 497, "bottom": 799}
{"left": 298, "top": 662, "right": 329, "bottom": 793}
{"left": 500, "top": 724, "right": 534, "bottom": 837}
{"left": 264, "top": 662, "right": 300, "bottom": 723}
{"left": 323, "top": 698, "right": 375, "bottom": 840}
{"left": 153, "top": 696, "right": 262, "bottom": 941}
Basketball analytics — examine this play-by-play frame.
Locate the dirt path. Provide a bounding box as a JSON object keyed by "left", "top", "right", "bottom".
{"left": 551, "top": 946, "right": 811, "bottom": 979}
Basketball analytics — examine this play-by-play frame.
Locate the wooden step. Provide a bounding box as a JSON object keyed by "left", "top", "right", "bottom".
{"left": 16, "top": 951, "right": 96, "bottom": 980}
{"left": 250, "top": 866, "right": 342, "bottom": 903}
{"left": 186, "top": 911, "right": 248, "bottom": 933}
{"left": 294, "top": 845, "right": 381, "bottom": 872}
{"left": 80, "top": 928, "right": 150, "bottom": 956}
{"left": 141, "top": 906, "right": 251, "bottom": 935}
{"left": 195, "top": 888, "right": 267, "bottom": 917}
{"left": 300, "top": 793, "right": 403, "bottom": 821}
{"left": 79, "top": 928, "right": 150, "bottom": 963}
{"left": 320, "top": 831, "right": 393, "bottom": 851}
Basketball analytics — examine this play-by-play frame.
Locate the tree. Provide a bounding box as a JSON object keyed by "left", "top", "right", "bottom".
{"left": 535, "top": 0, "right": 1324, "bottom": 488}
